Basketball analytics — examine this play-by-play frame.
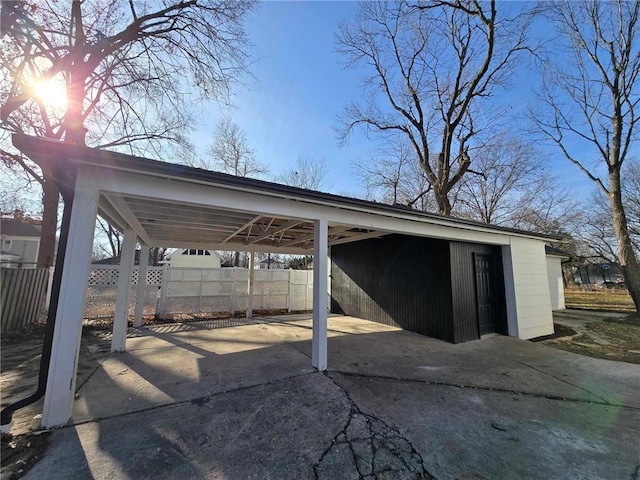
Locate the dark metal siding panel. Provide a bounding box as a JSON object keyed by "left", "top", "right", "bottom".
{"left": 449, "top": 242, "right": 507, "bottom": 343}
{"left": 330, "top": 234, "right": 454, "bottom": 342}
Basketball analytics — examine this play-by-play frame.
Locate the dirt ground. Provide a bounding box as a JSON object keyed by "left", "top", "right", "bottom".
{"left": 1, "top": 322, "right": 112, "bottom": 480}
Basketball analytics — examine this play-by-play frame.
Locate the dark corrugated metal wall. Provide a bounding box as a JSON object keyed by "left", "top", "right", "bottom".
{"left": 331, "top": 234, "right": 455, "bottom": 342}
{"left": 449, "top": 241, "right": 507, "bottom": 342}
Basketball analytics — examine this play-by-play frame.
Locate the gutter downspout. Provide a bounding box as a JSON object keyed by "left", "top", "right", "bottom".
{"left": 1, "top": 184, "right": 74, "bottom": 433}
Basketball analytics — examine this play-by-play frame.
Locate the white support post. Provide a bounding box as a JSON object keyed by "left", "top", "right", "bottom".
{"left": 327, "top": 246, "right": 332, "bottom": 313}
{"left": 198, "top": 268, "right": 204, "bottom": 313}
{"left": 312, "top": 218, "right": 328, "bottom": 371}
{"left": 44, "top": 266, "right": 55, "bottom": 309}
{"left": 287, "top": 269, "right": 293, "bottom": 313}
{"left": 230, "top": 267, "right": 237, "bottom": 316}
{"left": 307, "top": 270, "right": 313, "bottom": 310}
{"left": 247, "top": 251, "right": 255, "bottom": 319}
{"left": 159, "top": 263, "right": 169, "bottom": 317}
{"left": 112, "top": 228, "right": 136, "bottom": 352}
{"left": 42, "top": 176, "right": 98, "bottom": 428}
{"left": 133, "top": 244, "right": 149, "bottom": 328}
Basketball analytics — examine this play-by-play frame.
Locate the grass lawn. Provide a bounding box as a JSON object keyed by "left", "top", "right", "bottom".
{"left": 564, "top": 289, "right": 636, "bottom": 313}
{"left": 551, "top": 319, "right": 640, "bottom": 365}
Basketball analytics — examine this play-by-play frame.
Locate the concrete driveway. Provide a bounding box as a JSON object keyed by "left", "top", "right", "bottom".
{"left": 22, "top": 315, "right": 640, "bottom": 479}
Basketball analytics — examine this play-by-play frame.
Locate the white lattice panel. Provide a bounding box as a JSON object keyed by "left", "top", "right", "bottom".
{"left": 147, "top": 268, "right": 163, "bottom": 285}
{"left": 88, "top": 267, "right": 119, "bottom": 285}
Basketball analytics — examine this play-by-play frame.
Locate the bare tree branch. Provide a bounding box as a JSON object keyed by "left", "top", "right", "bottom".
{"left": 336, "top": 0, "right": 533, "bottom": 215}
{"left": 533, "top": 0, "right": 640, "bottom": 309}
{"left": 1, "top": 0, "right": 256, "bottom": 266}
{"left": 206, "top": 118, "right": 268, "bottom": 178}
{"left": 276, "top": 156, "right": 331, "bottom": 191}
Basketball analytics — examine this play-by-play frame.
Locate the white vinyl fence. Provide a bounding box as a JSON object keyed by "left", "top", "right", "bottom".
{"left": 84, "top": 266, "right": 313, "bottom": 319}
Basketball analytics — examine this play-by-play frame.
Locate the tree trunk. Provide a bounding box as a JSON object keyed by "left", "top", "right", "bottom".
{"left": 64, "top": 72, "right": 87, "bottom": 145}
{"left": 609, "top": 172, "right": 640, "bottom": 312}
{"left": 434, "top": 187, "right": 452, "bottom": 216}
{"left": 36, "top": 168, "right": 59, "bottom": 268}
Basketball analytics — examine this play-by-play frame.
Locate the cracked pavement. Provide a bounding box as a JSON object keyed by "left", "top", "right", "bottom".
{"left": 9, "top": 316, "right": 640, "bottom": 479}
{"left": 314, "top": 374, "right": 434, "bottom": 480}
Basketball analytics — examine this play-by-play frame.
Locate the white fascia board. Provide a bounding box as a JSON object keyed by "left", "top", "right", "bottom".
{"left": 81, "top": 165, "right": 527, "bottom": 246}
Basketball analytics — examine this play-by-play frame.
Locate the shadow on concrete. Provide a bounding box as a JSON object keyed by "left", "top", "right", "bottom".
{"left": 15, "top": 315, "right": 640, "bottom": 479}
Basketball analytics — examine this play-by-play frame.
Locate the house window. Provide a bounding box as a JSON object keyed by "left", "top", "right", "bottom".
{"left": 181, "top": 249, "right": 212, "bottom": 256}
{"left": 2, "top": 239, "right": 11, "bottom": 250}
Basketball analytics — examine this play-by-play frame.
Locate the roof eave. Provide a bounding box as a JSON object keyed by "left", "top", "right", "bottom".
{"left": 13, "top": 134, "right": 562, "bottom": 243}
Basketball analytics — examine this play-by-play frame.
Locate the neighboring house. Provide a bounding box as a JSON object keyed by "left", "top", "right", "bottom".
{"left": 166, "top": 249, "right": 222, "bottom": 268}
{"left": 257, "top": 258, "right": 286, "bottom": 269}
{"left": 0, "top": 216, "right": 41, "bottom": 268}
{"left": 91, "top": 249, "right": 222, "bottom": 268}
{"left": 575, "top": 262, "right": 624, "bottom": 286}
{"left": 545, "top": 245, "right": 571, "bottom": 311}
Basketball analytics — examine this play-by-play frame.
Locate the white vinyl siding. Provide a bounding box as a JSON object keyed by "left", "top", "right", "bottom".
{"left": 503, "top": 238, "right": 554, "bottom": 340}
{"left": 546, "top": 256, "right": 566, "bottom": 310}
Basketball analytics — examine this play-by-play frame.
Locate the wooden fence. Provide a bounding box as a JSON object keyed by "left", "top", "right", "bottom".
{"left": 1, "top": 268, "right": 49, "bottom": 333}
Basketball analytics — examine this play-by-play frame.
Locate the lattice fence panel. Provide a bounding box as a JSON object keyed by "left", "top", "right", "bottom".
{"left": 84, "top": 266, "right": 163, "bottom": 319}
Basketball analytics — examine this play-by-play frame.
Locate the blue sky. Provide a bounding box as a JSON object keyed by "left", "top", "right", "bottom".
{"left": 191, "top": 1, "right": 598, "bottom": 200}
{"left": 192, "top": 1, "right": 364, "bottom": 194}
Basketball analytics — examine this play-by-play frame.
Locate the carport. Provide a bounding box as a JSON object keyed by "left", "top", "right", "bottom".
{"left": 11, "top": 134, "right": 558, "bottom": 429}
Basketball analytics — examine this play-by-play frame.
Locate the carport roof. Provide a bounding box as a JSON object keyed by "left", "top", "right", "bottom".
{"left": 14, "top": 135, "right": 560, "bottom": 253}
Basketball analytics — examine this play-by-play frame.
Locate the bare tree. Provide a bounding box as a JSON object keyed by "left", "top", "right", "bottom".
{"left": 509, "top": 175, "right": 581, "bottom": 235}
{"left": 352, "top": 141, "right": 435, "bottom": 210}
{"left": 276, "top": 156, "right": 330, "bottom": 191}
{"left": 207, "top": 118, "right": 266, "bottom": 266}
{"left": 95, "top": 216, "right": 122, "bottom": 259}
{"left": 255, "top": 252, "right": 284, "bottom": 270}
{"left": 208, "top": 118, "right": 268, "bottom": 178}
{"left": 579, "top": 193, "right": 622, "bottom": 263}
{"left": 533, "top": 0, "right": 640, "bottom": 309}
{"left": 1, "top": 0, "right": 256, "bottom": 267}
{"left": 336, "top": 1, "right": 532, "bottom": 215}
{"left": 456, "top": 135, "right": 542, "bottom": 225}
{"left": 578, "top": 160, "right": 640, "bottom": 263}
{"left": 624, "top": 159, "right": 640, "bottom": 250}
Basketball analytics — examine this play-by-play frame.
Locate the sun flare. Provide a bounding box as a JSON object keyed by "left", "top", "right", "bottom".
{"left": 32, "top": 78, "right": 68, "bottom": 111}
